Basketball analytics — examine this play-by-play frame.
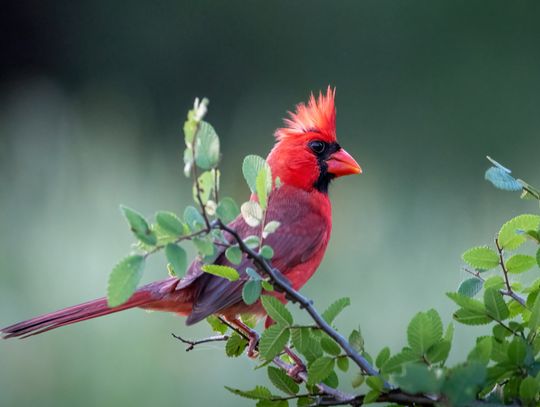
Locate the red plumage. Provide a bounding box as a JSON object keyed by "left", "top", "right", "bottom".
{"left": 1, "top": 88, "right": 361, "bottom": 340}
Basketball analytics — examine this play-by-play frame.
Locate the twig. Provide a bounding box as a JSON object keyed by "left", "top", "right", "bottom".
{"left": 172, "top": 333, "right": 229, "bottom": 351}
{"left": 462, "top": 267, "right": 526, "bottom": 308}
{"left": 495, "top": 239, "right": 526, "bottom": 307}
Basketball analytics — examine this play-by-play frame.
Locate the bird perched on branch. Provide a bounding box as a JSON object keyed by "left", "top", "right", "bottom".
{"left": 1, "top": 88, "right": 361, "bottom": 350}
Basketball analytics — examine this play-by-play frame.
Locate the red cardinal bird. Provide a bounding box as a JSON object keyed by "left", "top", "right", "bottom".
{"left": 1, "top": 88, "right": 361, "bottom": 345}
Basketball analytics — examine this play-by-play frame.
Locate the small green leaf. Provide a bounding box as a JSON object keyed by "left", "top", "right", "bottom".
{"left": 261, "top": 280, "right": 274, "bottom": 292}
{"left": 484, "top": 275, "right": 505, "bottom": 290}
{"left": 225, "top": 333, "right": 247, "bottom": 357}
{"left": 446, "top": 292, "right": 486, "bottom": 313}
{"left": 322, "top": 297, "right": 351, "bottom": 324}
{"left": 201, "top": 265, "right": 240, "bottom": 281}
{"left": 506, "top": 254, "right": 537, "bottom": 274}
{"left": 307, "top": 356, "right": 335, "bottom": 385}
{"left": 263, "top": 221, "right": 281, "bottom": 238}
{"left": 224, "top": 385, "right": 272, "bottom": 400}
{"left": 216, "top": 197, "right": 240, "bottom": 223}
{"left": 193, "top": 238, "right": 215, "bottom": 257}
{"left": 244, "top": 235, "right": 261, "bottom": 249}
{"left": 241, "top": 201, "right": 263, "bottom": 227}
{"left": 107, "top": 255, "right": 145, "bottom": 307}
{"left": 260, "top": 245, "right": 274, "bottom": 259}
{"left": 291, "top": 328, "right": 322, "bottom": 362}
{"left": 537, "top": 247, "right": 540, "bottom": 268}
{"left": 484, "top": 288, "right": 509, "bottom": 321}
{"left": 155, "top": 211, "right": 184, "bottom": 236}
{"left": 407, "top": 311, "right": 440, "bottom": 355}
{"left": 242, "top": 279, "right": 262, "bottom": 305}
{"left": 225, "top": 246, "right": 242, "bottom": 265}
{"left": 256, "top": 167, "right": 271, "bottom": 210}
{"left": 267, "top": 366, "right": 299, "bottom": 395}
{"left": 194, "top": 121, "right": 220, "bottom": 169}
{"left": 120, "top": 205, "right": 157, "bottom": 246}
{"left": 348, "top": 329, "right": 364, "bottom": 352}
{"left": 184, "top": 205, "right": 205, "bottom": 231}
{"left": 261, "top": 296, "right": 293, "bottom": 326}
{"left": 519, "top": 376, "right": 539, "bottom": 404}
{"left": 498, "top": 214, "right": 540, "bottom": 250}
{"left": 381, "top": 348, "right": 419, "bottom": 374}
{"left": 322, "top": 370, "right": 339, "bottom": 389}
{"left": 467, "top": 337, "right": 492, "bottom": 364}
{"left": 508, "top": 337, "right": 527, "bottom": 366}
{"left": 165, "top": 244, "right": 187, "bottom": 277}
{"left": 528, "top": 292, "right": 540, "bottom": 331}
{"left": 462, "top": 246, "right": 500, "bottom": 270}
{"left": 243, "top": 155, "right": 269, "bottom": 193}
{"left": 366, "top": 376, "right": 384, "bottom": 392}
{"left": 206, "top": 315, "right": 228, "bottom": 334}
{"left": 259, "top": 324, "right": 290, "bottom": 361}
{"left": 351, "top": 373, "right": 364, "bottom": 388}
{"left": 426, "top": 340, "right": 451, "bottom": 364}
{"left": 363, "top": 390, "right": 380, "bottom": 404}
{"left": 321, "top": 336, "right": 341, "bottom": 356}
{"left": 336, "top": 356, "right": 349, "bottom": 372}
{"left": 192, "top": 170, "right": 217, "bottom": 204}
{"left": 457, "top": 278, "right": 483, "bottom": 297}
{"left": 453, "top": 308, "right": 491, "bottom": 325}
{"left": 375, "top": 347, "right": 390, "bottom": 369}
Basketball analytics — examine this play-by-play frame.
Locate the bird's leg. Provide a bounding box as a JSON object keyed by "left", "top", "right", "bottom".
{"left": 284, "top": 347, "right": 306, "bottom": 381}
{"left": 224, "top": 317, "right": 259, "bottom": 358}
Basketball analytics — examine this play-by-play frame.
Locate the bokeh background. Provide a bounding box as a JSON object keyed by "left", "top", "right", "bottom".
{"left": 1, "top": 1, "right": 540, "bottom": 406}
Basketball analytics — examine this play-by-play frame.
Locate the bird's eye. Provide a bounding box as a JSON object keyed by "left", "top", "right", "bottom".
{"left": 309, "top": 140, "right": 326, "bottom": 154}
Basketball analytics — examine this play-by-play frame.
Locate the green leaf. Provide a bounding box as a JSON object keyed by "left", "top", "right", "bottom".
{"left": 225, "top": 246, "right": 242, "bottom": 265}
{"left": 484, "top": 288, "right": 509, "bottom": 320}
{"left": 366, "top": 376, "right": 384, "bottom": 392}
{"left": 242, "top": 279, "right": 262, "bottom": 305}
{"left": 225, "top": 385, "right": 272, "bottom": 400}
{"left": 321, "top": 297, "right": 351, "bottom": 324}
{"left": 363, "top": 390, "right": 381, "bottom": 404}
{"left": 241, "top": 201, "right": 263, "bottom": 227}
{"left": 529, "top": 292, "right": 540, "bottom": 331}
{"left": 155, "top": 211, "right": 184, "bottom": 236}
{"left": 322, "top": 371, "right": 339, "bottom": 389}
{"left": 243, "top": 155, "right": 269, "bottom": 193}
{"left": 508, "top": 338, "right": 527, "bottom": 366}
{"left": 498, "top": 214, "right": 540, "bottom": 250}
{"left": 484, "top": 275, "right": 505, "bottom": 290}
{"left": 447, "top": 292, "right": 486, "bottom": 313}
{"left": 519, "top": 376, "right": 539, "bottom": 405}
{"left": 225, "top": 333, "right": 247, "bottom": 357}
{"left": 394, "top": 363, "right": 443, "bottom": 394}
{"left": 201, "top": 265, "right": 240, "bottom": 281}
{"left": 267, "top": 366, "right": 299, "bottom": 395}
{"left": 375, "top": 347, "right": 390, "bottom": 369}
{"left": 453, "top": 308, "right": 491, "bottom": 325}
{"left": 261, "top": 280, "right": 274, "bottom": 292}
{"left": 297, "top": 396, "right": 315, "bottom": 406}
{"left": 457, "top": 278, "right": 483, "bottom": 297}
{"left": 537, "top": 247, "right": 540, "bottom": 268}
{"left": 263, "top": 221, "right": 281, "bottom": 238}
{"left": 381, "top": 348, "right": 419, "bottom": 374}
{"left": 467, "top": 337, "right": 492, "bottom": 364}
{"left": 206, "top": 315, "right": 228, "bottom": 334}
{"left": 407, "top": 311, "right": 440, "bottom": 355}
{"left": 291, "top": 328, "right": 322, "bottom": 362}
{"left": 260, "top": 245, "right": 274, "bottom": 259}
{"left": 193, "top": 238, "right": 215, "bottom": 257}
{"left": 261, "top": 296, "right": 293, "bottom": 326}
{"left": 462, "top": 246, "right": 500, "bottom": 270}
{"left": 426, "top": 340, "right": 451, "bottom": 364}
{"left": 307, "top": 356, "right": 335, "bottom": 385}
{"left": 256, "top": 167, "right": 271, "bottom": 210}
{"left": 107, "top": 255, "right": 145, "bottom": 307}
{"left": 441, "top": 362, "right": 486, "bottom": 406}
{"left": 351, "top": 373, "right": 364, "bottom": 388}
{"left": 337, "top": 356, "right": 349, "bottom": 372}
{"left": 184, "top": 205, "right": 205, "bottom": 231}
{"left": 244, "top": 235, "right": 261, "bottom": 249}
{"left": 192, "top": 170, "right": 217, "bottom": 204}
{"left": 321, "top": 336, "right": 341, "bottom": 356}
{"left": 506, "top": 254, "right": 537, "bottom": 274}
{"left": 120, "top": 205, "right": 157, "bottom": 246}
{"left": 165, "top": 244, "right": 187, "bottom": 277}
{"left": 259, "top": 324, "right": 290, "bottom": 361}
{"left": 216, "top": 197, "right": 240, "bottom": 223}
{"left": 194, "top": 121, "right": 220, "bottom": 169}
{"left": 348, "top": 329, "right": 364, "bottom": 352}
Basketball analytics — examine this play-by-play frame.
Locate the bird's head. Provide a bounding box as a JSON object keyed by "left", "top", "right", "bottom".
{"left": 267, "top": 87, "right": 361, "bottom": 193}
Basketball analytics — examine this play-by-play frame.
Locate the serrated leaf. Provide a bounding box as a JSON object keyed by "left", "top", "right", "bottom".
{"left": 348, "top": 329, "right": 364, "bottom": 352}
{"left": 426, "top": 340, "right": 451, "bottom": 364}
{"left": 194, "top": 121, "right": 220, "bottom": 169}
{"left": 453, "top": 308, "right": 491, "bottom": 325}
{"left": 321, "top": 297, "right": 350, "bottom": 324}
{"left": 165, "top": 244, "right": 187, "bottom": 277}
{"left": 363, "top": 389, "right": 380, "bottom": 404}
{"left": 241, "top": 201, "right": 263, "bottom": 227}
{"left": 407, "top": 311, "right": 440, "bottom": 355}
{"left": 263, "top": 221, "right": 281, "bottom": 238}
{"left": 508, "top": 338, "right": 527, "bottom": 366}
{"left": 457, "top": 278, "right": 483, "bottom": 297}
{"left": 447, "top": 292, "right": 486, "bottom": 313}
{"left": 381, "top": 348, "right": 419, "bottom": 374}
{"left": 291, "top": 328, "right": 322, "bottom": 362}
{"left": 394, "top": 363, "right": 443, "bottom": 394}
{"left": 201, "top": 265, "right": 239, "bottom": 281}
{"left": 444, "top": 323, "right": 454, "bottom": 343}
{"left": 467, "top": 337, "right": 492, "bottom": 364}
{"left": 485, "top": 167, "right": 522, "bottom": 191}
{"left": 484, "top": 275, "right": 505, "bottom": 290}
{"left": 155, "top": 211, "right": 184, "bottom": 236}
{"left": 519, "top": 376, "right": 539, "bottom": 404}
{"left": 498, "top": 214, "right": 540, "bottom": 250}
{"left": 375, "top": 347, "right": 390, "bottom": 369}
{"left": 243, "top": 155, "right": 269, "bottom": 193}
{"left": 216, "top": 197, "right": 240, "bottom": 223}
{"left": 337, "top": 356, "right": 349, "bottom": 372}
{"left": 225, "top": 246, "right": 242, "bottom": 265}
{"left": 529, "top": 292, "right": 540, "bottom": 331}
{"left": 260, "top": 245, "right": 274, "bottom": 259}
{"left": 261, "top": 296, "right": 293, "bottom": 326}
{"left": 225, "top": 385, "right": 272, "bottom": 400}
{"left": 206, "top": 315, "right": 228, "bottom": 334}
{"left": 484, "top": 288, "right": 509, "bottom": 321}
{"left": 242, "top": 279, "right": 262, "bottom": 305}
{"left": 184, "top": 205, "right": 205, "bottom": 232}
{"left": 107, "top": 255, "right": 145, "bottom": 307}
{"left": 256, "top": 167, "right": 271, "bottom": 210}
{"left": 259, "top": 324, "right": 290, "bottom": 360}
{"left": 267, "top": 366, "right": 299, "bottom": 395}
{"left": 506, "top": 254, "right": 536, "bottom": 274}
{"left": 307, "top": 356, "right": 335, "bottom": 385}
{"left": 120, "top": 205, "right": 157, "bottom": 246}
{"left": 322, "top": 370, "right": 339, "bottom": 389}
{"left": 226, "top": 333, "right": 247, "bottom": 357}
{"left": 321, "top": 336, "right": 341, "bottom": 356}
{"left": 462, "top": 246, "right": 500, "bottom": 270}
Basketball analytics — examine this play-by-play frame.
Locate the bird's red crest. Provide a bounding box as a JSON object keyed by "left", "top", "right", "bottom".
{"left": 276, "top": 86, "right": 336, "bottom": 143}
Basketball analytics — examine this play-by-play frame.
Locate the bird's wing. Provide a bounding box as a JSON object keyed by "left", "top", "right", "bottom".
{"left": 185, "top": 186, "right": 330, "bottom": 325}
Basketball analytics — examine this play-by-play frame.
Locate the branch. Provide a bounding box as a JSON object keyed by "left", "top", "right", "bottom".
{"left": 463, "top": 267, "right": 526, "bottom": 307}
{"left": 172, "top": 333, "right": 229, "bottom": 351}
{"left": 495, "top": 239, "right": 526, "bottom": 307}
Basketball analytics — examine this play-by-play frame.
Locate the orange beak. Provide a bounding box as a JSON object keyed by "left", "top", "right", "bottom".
{"left": 326, "top": 148, "right": 362, "bottom": 177}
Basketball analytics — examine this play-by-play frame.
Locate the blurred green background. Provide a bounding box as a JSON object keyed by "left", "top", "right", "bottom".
{"left": 1, "top": 1, "right": 540, "bottom": 406}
